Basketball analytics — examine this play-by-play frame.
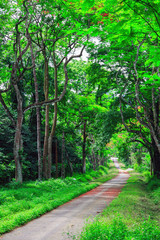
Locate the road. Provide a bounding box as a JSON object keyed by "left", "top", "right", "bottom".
{"left": 1, "top": 170, "right": 129, "bottom": 240}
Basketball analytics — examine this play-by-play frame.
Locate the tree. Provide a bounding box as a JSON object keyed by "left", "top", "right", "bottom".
{"left": 0, "top": 0, "right": 88, "bottom": 181}
{"left": 82, "top": 0, "right": 160, "bottom": 177}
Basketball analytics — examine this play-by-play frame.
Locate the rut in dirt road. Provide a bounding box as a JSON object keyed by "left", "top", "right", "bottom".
{"left": 1, "top": 172, "right": 130, "bottom": 240}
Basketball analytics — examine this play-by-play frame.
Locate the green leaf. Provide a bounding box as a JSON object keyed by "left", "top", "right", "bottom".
{"left": 82, "top": 0, "right": 95, "bottom": 10}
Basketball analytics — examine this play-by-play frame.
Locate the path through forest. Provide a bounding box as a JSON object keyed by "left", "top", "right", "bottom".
{"left": 1, "top": 161, "right": 130, "bottom": 240}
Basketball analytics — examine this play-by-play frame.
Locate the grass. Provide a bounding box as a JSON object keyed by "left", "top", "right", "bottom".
{"left": 0, "top": 165, "right": 118, "bottom": 235}
{"left": 76, "top": 172, "right": 160, "bottom": 240}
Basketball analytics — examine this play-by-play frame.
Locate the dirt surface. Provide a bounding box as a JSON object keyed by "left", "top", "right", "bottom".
{"left": 1, "top": 163, "right": 130, "bottom": 240}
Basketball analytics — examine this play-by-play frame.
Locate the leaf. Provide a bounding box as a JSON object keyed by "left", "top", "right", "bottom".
{"left": 82, "top": 0, "right": 95, "bottom": 10}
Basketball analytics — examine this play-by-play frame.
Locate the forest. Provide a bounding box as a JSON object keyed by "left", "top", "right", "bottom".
{"left": 0, "top": 0, "right": 160, "bottom": 239}
{"left": 0, "top": 0, "right": 160, "bottom": 184}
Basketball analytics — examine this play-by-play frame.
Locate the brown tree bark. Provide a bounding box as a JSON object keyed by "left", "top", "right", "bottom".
{"left": 66, "top": 149, "right": 73, "bottom": 176}
{"left": 11, "top": 15, "right": 30, "bottom": 183}
{"left": 55, "top": 138, "right": 58, "bottom": 178}
{"left": 82, "top": 120, "right": 87, "bottom": 173}
{"left": 27, "top": 31, "right": 42, "bottom": 180}
{"left": 42, "top": 54, "right": 49, "bottom": 179}
{"left": 47, "top": 64, "right": 58, "bottom": 179}
{"left": 47, "top": 103, "right": 57, "bottom": 178}
{"left": 61, "top": 131, "right": 65, "bottom": 178}
{"left": 13, "top": 84, "right": 23, "bottom": 183}
{"left": 92, "top": 149, "right": 96, "bottom": 170}
{"left": 151, "top": 138, "right": 160, "bottom": 178}
{"left": 0, "top": 94, "right": 16, "bottom": 127}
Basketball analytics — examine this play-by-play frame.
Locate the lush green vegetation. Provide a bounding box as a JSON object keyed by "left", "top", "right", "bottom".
{"left": 0, "top": 165, "right": 118, "bottom": 235}
{"left": 0, "top": 0, "right": 160, "bottom": 237}
{"left": 75, "top": 173, "right": 160, "bottom": 240}
{"left": 0, "top": 0, "right": 160, "bottom": 185}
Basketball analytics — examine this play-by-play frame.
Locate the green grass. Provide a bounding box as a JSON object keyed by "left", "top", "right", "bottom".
{"left": 76, "top": 172, "right": 160, "bottom": 240}
{"left": 0, "top": 165, "right": 118, "bottom": 235}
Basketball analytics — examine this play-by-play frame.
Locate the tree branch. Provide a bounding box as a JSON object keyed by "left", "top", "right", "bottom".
{"left": 0, "top": 93, "right": 16, "bottom": 127}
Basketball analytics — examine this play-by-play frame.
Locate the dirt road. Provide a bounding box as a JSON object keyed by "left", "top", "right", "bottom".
{"left": 1, "top": 171, "right": 129, "bottom": 240}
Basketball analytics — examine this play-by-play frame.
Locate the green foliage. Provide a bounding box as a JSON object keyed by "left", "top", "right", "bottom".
{"left": 0, "top": 151, "right": 15, "bottom": 184}
{"left": 79, "top": 218, "right": 128, "bottom": 240}
{"left": 150, "top": 188, "right": 160, "bottom": 205}
{"left": 79, "top": 217, "right": 160, "bottom": 240}
{"left": 147, "top": 176, "right": 160, "bottom": 191}
{"left": 142, "top": 171, "right": 151, "bottom": 183}
{"left": 108, "top": 131, "right": 132, "bottom": 166}
{"left": 0, "top": 178, "right": 96, "bottom": 234}
{"left": 73, "top": 165, "right": 109, "bottom": 182}
{"left": 98, "top": 165, "right": 108, "bottom": 174}
{"left": 133, "top": 152, "right": 151, "bottom": 176}
{"left": 82, "top": 0, "right": 95, "bottom": 10}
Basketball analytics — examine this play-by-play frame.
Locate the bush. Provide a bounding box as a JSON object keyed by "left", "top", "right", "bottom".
{"left": 98, "top": 165, "right": 108, "bottom": 174}
{"left": 73, "top": 166, "right": 109, "bottom": 183}
{"left": 79, "top": 218, "right": 128, "bottom": 240}
{"left": 134, "top": 163, "right": 142, "bottom": 173}
{"left": 151, "top": 187, "right": 160, "bottom": 205}
{"left": 0, "top": 151, "right": 15, "bottom": 184}
{"left": 79, "top": 218, "right": 160, "bottom": 240}
{"left": 132, "top": 219, "right": 160, "bottom": 240}
{"left": 84, "top": 174, "right": 93, "bottom": 181}
{"left": 6, "top": 179, "right": 22, "bottom": 189}
{"left": 89, "top": 170, "right": 98, "bottom": 178}
{"left": 143, "top": 171, "right": 151, "bottom": 183}
{"left": 147, "top": 176, "right": 160, "bottom": 191}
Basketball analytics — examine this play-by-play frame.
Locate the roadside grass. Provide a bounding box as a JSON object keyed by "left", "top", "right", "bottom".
{"left": 76, "top": 172, "right": 160, "bottom": 240}
{"left": 0, "top": 165, "right": 118, "bottom": 235}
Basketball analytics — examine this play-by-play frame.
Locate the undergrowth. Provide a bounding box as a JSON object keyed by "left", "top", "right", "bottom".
{"left": 0, "top": 165, "right": 118, "bottom": 235}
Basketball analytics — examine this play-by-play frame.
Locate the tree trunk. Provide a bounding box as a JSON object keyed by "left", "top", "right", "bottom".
{"left": 36, "top": 107, "right": 41, "bottom": 180}
{"left": 97, "top": 154, "right": 100, "bottom": 167}
{"left": 42, "top": 58, "right": 49, "bottom": 179}
{"left": 13, "top": 84, "right": 23, "bottom": 183}
{"left": 66, "top": 149, "right": 73, "bottom": 176}
{"left": 55, "top": 138, "right": 58, "bottom": 178}
{"left": 30, "top": 41, "right": 42, "bottom": 180}
{"left": 151, "top": 139, "right": 160, "bottom": 177}
{"left": 101, "top": 157, "right": 105, "bottom": 166}
{"left": 61, "top": 132, "right": 65, "bottom": 178}
{"left": 82, "top": 120, "right": 87, "bottom": 173}
{"left": 151, "top": 159, "right": 153, "bottom": 176}
{"left": 47, "top": 66, "right": 58, "bottom": 179}
{"left": 92, "top": 149, "right": 96, "bottom": 170}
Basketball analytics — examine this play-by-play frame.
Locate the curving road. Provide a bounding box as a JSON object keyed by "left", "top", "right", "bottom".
{"left": 1, "top": 166, "right": 129, "bottom": 240}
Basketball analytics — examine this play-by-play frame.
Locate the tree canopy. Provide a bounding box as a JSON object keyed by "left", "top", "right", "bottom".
{"left": 0, "top": 0, "right": 160, "bottom": 183}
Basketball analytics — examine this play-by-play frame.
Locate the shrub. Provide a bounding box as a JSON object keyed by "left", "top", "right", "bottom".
{"left": 79, "top": 218, "right": 160, "bottom": 240}
{"left": 84, "top": 174, "right": 93, "bottom": 181}
{"left": 147, "top": 176, "right": 160, "bottom": 191}
{"left": 132, "top": 219, "right": 160, "bottom": 240}
{"left": 89, "top": 170, "right": 98, "bottom": 178}
{"left": 143, "top": 171, "right": 151, "bottom": 183}
{"left": 134, "top": 163, "right": 142, "bottom": 173}
{"left": 79, "top": 218, "right": 128, "bottom": 240}
{"left": 98, "top": 165, "right": 108, "bottom": 174}
{"left": 151, "top": 187, "right": 160, "bottom": 205}
{"left": 98, "top": 169, "right": 105, "bottom": 176}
